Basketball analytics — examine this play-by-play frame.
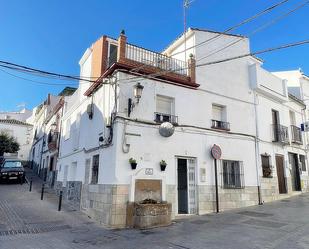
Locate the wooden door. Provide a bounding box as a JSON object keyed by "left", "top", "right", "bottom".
{"left": 275, "top": 155, "right": 287, "bottom": 194}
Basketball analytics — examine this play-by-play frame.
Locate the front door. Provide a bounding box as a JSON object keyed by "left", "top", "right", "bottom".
{"left": 275, "top": 155, "right": 287, "bottom": 194}
{"left": 177, "top": 158, "right": 196, "bottom": 214}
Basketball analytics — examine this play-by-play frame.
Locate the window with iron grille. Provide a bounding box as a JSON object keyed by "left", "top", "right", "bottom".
{"left": 91, "top": 155, "right": 99, "bottom": 184}
{"left": 261, "top": 155, "right": 272, "bottom": 177}
{"left": 222, "top": 160, "right": 244, "bottom": 189}
{"left": 300, "top": 155, "right": 306, "bottom": 171}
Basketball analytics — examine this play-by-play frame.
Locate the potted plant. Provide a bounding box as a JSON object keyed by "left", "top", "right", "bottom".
{"left": 129, "top": 158, "right": 137, "bottom": 170}
{"left": 160, "top": 160, "right": 167, "bottom": 171}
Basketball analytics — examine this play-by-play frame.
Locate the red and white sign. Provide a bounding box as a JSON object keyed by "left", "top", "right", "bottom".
{"left": 211, "top": 144, "right": 222, "bottom": 160}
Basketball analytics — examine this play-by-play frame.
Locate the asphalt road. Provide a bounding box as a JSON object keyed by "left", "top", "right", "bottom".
{"left": 1, "top": 175, "right": 309, "bottom": 249}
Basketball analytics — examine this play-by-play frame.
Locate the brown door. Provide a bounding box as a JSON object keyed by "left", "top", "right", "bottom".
{"left": 276, "top": 155, "right": 287, "bottom": 194}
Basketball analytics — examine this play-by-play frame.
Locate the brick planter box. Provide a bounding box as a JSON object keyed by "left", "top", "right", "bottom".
{"left": 126, "top": 202, "right": 172, "bottom": 229}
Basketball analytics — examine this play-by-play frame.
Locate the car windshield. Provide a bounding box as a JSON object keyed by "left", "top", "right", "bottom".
{"left": 3, "top": 161, "right": 22, "bottom": 168}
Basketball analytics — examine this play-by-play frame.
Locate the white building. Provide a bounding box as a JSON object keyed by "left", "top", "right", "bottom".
{"left": 55, "top": 28, "right": 299, "bottom": 228}
{"left": 0, "top": 119, "right": 32, "bottom": 161}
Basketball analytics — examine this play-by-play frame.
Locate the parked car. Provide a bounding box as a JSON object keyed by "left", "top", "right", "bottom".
{"left": 0, "top": 159, "right": 25, "bottom": 183}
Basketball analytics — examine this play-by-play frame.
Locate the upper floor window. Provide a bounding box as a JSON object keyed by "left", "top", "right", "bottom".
{"left": 108, "top": 43, "right": 118, "bottom": 68}
{"left": 154, "top": 95, "right": 177, "bottom": 124}
{"left": 211, "top": 104, "right": 229, "bottom": 130}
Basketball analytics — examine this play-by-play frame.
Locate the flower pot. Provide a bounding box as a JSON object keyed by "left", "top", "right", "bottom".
{"left": 160, "top": 164, "right": 167, "bottom": 171}
{"left": 131, "top": 162, "right": 137, "bottom": 170}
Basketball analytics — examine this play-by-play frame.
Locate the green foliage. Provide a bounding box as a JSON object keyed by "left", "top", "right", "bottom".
{"left": 160, "top": 160, "right": 167, "bottom": 166}
{"left": 0, "top": 132, "right": 20, "bottom": 156}
{"left": 129, "top": 158, "right": 136, "bottom": 164}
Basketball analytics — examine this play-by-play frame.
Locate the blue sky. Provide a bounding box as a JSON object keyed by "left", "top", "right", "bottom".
{"left": 0, "top": 0, "right": 308, "bottom": 111}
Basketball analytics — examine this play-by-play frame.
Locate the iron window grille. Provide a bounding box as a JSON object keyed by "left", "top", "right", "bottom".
{"left": 91, "top": 155, "right": 99, "bottom": 184}
{"left": 221, "top": 160, "right": 244, "bottom": 189}
{"left": 261, "top": 155, "right": 272, "bottom": 178}
{"left": 300, "top": 155, "right": 306, "bottom": 171}
{"left": 290, "top": 125, "right": 302, "bottom": 144}
{"left": 272, "top": 124, "right": 289, "bottom": 144}
{"left": 154, "top": 112, "right": 178, "bottom": 124}
{"left": 211, "top": 120, "right": 230, "bottom": 131}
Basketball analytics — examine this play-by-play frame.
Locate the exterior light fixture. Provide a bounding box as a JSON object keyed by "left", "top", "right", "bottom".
{"left": 133, "top": 82, "right": 144, "bottom": 103}
{"left": 50, "top": 122, "right": 57, "bottom": 132}
{"left": 128, "top": 82, "right": 144, "bottom": 117}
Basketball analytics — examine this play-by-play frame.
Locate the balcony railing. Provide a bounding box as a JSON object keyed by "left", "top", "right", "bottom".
{"left": 154, "top": 112, "right": 178, "bottom": 125}
{"left": 272, "top": 124, "right": 289, "bottom": 144}
{"left": 211, "top": 120, "right": 230, "bottom": 131}
{"left": 291, "top": 125, "right": 302, "bottom": 144}
{"left": 126, "top": 44, "right": 188, "bottom": 76}
{"left": 47, "top": 131, "right": 59, "bottom": 151}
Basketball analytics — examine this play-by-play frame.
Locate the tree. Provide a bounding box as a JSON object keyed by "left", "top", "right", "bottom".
{"left": 0, "top": 132, "right": 20, "bottom": 156}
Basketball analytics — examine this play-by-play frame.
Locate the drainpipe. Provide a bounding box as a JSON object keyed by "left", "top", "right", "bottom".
{"left": 253, "top": 92, "right": 263, "bottom": 205}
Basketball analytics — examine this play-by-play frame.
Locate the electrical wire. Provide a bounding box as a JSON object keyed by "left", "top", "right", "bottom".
{"left": 169, "top": 0, "right": 292, "bottom": 57}
{"left": 196, "top": 0, "right": 309, "bottom": 62}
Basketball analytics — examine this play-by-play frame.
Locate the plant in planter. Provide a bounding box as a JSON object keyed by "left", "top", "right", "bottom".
{"left": 160, "top": 160, "right": 167, "bottom": 171}
{"left": 129, "top": 158, "right": 137, "bottom": 170}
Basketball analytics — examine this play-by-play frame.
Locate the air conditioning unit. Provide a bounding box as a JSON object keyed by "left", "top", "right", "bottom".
{"left": 301, "top": 121, "right": 309, "bottom": 132}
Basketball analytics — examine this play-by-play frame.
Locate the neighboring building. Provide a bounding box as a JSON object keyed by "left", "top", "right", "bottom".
{"left": 0, "top": 108, "right": 32, "bottom": 122}
{"left": 0, "top": 119, "right": 32, "bottom": 161}
{"left": 28, "top": 94, "right": 62, "bottom": 178}
{"left": 40, "top": 88, "right": 76, "bottom": 187}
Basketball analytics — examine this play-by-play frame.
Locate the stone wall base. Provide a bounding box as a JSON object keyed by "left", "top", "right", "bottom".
{"left": 55, "top": 181, "right": 82, "bottom": 209}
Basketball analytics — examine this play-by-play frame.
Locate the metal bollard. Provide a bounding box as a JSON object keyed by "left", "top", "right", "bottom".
{"left": 41, "top": 183, "right": 45, "bottom": 200}
{"left": 58, "top": 191, "right": 63, "bottom": 211}
{"left": 29, "top": 179, "right": 33, "bottom": 192}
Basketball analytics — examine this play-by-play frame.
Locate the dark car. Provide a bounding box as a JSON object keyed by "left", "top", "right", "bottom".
{"left": 0, "top": 159, "right": 25, "bottom": 183}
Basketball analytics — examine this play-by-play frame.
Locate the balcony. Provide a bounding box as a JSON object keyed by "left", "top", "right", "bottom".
{"left": 291, "top": 125, "right": 302, "bottom": 144}
{"left": 154, "top": 112, "right": 178, "bottom": 125}
{"left": 84, "top": 32, "right": 199, "bottom": 97}
{"left": 47, "top": 132, "right": 59, "bottom": 151}
{"left": 272, "top": 124, "right": 289, "bottom": 144}
{"left": 211, "top": 120, "right": 230, "bottom": 131}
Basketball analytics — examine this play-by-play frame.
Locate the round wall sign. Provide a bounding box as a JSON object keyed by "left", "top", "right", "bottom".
{"left": 211, "top": 144, "right": 222, "bottom": 160}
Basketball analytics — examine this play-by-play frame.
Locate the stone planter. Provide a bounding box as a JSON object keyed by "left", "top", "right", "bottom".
{"left": 126, "top": 202, "right": 172, "bottom": 229}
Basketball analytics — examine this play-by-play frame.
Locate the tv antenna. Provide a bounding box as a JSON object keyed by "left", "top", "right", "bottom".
{"left": 183, "top": 0, "right": 195, "bottom": 61}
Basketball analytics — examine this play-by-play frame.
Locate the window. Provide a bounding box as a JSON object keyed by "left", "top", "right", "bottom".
{"left": 289, "top": 111, "right": 296, "bottom": 126}
{"left": 155, "top": 95, "right": 177, "bottom": 124}
{"left": 300, "top": 155, "right": 306, "bottom": 171}
{"left": 261, "top": 155, "right": 272, "bottom": 177}
{"left": 91, "top": 155, "right": 99, "bottom": 184}
{"left": 65, "top": 118, "right": 71, "bottom": 140}
{"left": 108, "top": 44, "right": 118, "bottom": 67}
{"left": 222, "top": 160, "right": 244, "bottom": 189}
{"left": 211, "top": 104, "right": 229, "bottom": 130}
{"left": 72, "top": 113, "right": 81, "bottom": 150}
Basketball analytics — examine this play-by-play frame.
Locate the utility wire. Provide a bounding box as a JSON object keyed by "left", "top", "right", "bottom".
{"left": 169, "top": 0, "right": 291, "bottom": 57}
{"left": 196, "top": 0, "right": 309, "bottom": 62}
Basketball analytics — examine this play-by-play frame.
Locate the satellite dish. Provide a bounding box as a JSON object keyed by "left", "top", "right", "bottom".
{"left": 159, "top": 122, "right": 175, "bottom": 137}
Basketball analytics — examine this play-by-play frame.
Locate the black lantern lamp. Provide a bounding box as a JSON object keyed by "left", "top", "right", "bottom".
{"left": 128, "top": 82, "right": 144, "bottom": 117}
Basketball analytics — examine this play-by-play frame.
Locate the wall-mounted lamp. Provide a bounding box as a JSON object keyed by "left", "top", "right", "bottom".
{"left": 128, "top": 82, "right": 144, "bottom": 117}
{"left": 50, "top": 122, "right": 57, "bottom": 132}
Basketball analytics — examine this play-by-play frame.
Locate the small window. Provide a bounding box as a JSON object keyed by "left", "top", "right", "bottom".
{"left": 222, "top": 160, "right": 244, "bottom": 189}
{"left": 211, "top": 104, "right": 229, "bottom": 130}
{"left": 261, "top": 155, "right": 272, "bottom": 178}
{"left": 108, "top": 44, "right": 118, "bottom": 67}
{"left": 300, "top": 155, "right": 306, "bottom": 171}
{"left": 155, "top": 95, "right": 177, "bottom": 124}
{"left": 91, "top": 155, "right": 99, "bottom": 184}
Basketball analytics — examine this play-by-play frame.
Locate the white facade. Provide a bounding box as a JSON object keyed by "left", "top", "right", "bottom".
{"left": 0, "top": 119, "right": 32, "bottom": 160}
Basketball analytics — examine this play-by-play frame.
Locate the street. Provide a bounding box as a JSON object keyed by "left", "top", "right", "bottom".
{"left": 0, "top": 173, "right": 309, "bottom": 249}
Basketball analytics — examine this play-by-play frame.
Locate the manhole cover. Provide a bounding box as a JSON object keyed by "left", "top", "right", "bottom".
{"left": 242, "top": 219, "right": 287, "bottom": 228}
{"left": 237, "top": 211, "right": 273, "bottom": 218}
